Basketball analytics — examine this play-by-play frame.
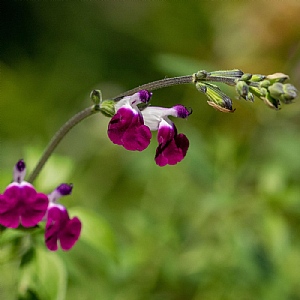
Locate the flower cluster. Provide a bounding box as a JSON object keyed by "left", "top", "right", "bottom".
{"left": 192, "top": 69, "right": 298, "bottom": 112}
{"left": 107, "top": 90, "right": 191, "bottom": 166}
{"left": 0, "top": 160, "right": 81, "bottom": 251}
{"left": 235, "top": 72, "right": 298, "bottom": 110}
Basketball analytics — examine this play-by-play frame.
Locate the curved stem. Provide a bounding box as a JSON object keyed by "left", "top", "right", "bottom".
{"left": 28, "top": 75, "right": 195, "bottom": 183}
{"left": 28, "top": 106, "right": 97, "bottom": 183}
{"left": 113, "top": 75, "right": 193, "bottom": 100}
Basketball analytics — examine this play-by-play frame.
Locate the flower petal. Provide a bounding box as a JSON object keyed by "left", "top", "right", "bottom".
{"left": 45, "top": 206, "right": 66, "bottom": 251}
{"left": 59, "top": 217, "right": 82, "bottom": 251}
{"left": 0, "top": 183, "right": 48, "bottom": 228}
{"left": 122, "top": 114, "right": 151, "bottom": 151}
{"left": 108, "top": 106, "right": 151, "bottom": 151}
{"left": 155, "top": 132, "right": 189, "bottom": 167}
{"left": 45, "top": 205, "right": 81, "bottom": 251}
{"left": 108, "top": 107, "right": 136, "bottom": 146}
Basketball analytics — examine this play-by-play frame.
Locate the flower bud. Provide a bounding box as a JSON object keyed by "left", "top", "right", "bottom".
{"left": 99, "top": 100, "right": 116, "bottom": 117}
{"left": 196, "top": 82, "right": 234, "bottom": 112}
{"left": 267, "top": 73, "right": 289, "bottom": 83}
{"left": 240, "top": 73, "right": 252, "bottom": 81}
{"left": 250, "top": 74, "right": 266, "bottom": 82}
{"left": 90, "top": 90, "right": 102, "bottom": 105}
{"left": 269, "top": 82, "right": 297, "bottom": 104}
{"left": 236, "top": 81, "right": 255, "bottom": 102}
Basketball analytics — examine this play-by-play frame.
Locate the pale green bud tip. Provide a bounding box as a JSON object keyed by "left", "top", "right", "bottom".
{"left": 267, "top": 73, "right": 289, "bottom": 83}
{"left": 236, "top": 80, "right": 255, "bottom": 102}
{"left": 99, "top": 100, "right": 115, "bottom": 117}
{"left": 90, "top": 89, "right": 102, "bottom": 105}
{"left": 268, "top": 82, "right": 298, "bottom": 104}
{"left": 195, "top": 82, "right": 234, "bottom": 113}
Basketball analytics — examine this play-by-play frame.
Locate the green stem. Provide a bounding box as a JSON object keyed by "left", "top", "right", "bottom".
{"left": 28, "top": 106, "right": 97, "bottom": 183}
{"left": 113, "top": 75, "right": 194, "bottom": 100}
{"left": 28, "top": 75, "right": 195, "bottom": 183}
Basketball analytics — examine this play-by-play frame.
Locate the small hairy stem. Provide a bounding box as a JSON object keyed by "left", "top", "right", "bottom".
{"left": 113, "top": 75, "right": 194, "bottom": 101}
{"left": 28, "top": 106, "right": 97, "bottom": 183}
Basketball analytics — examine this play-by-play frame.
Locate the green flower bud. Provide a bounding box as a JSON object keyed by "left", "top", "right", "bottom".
{"left": 240, "top": 73, "right": 252, "bottom": 81}
{"left": 259, "top": 80, "right": 271, "bottom": 89}
{"left": 90, "top": 89, "right": 102, "bottom": 105}
{"left": 236, "top": 80, "right": 254, "bottom": 102}
{"left": 269, "top": 83, "right": 298, "bottom": 104}
{"left": 262, "top": 94, "right": 280, "bottom": 110}
{"left": 250, "top": 74, "right": 266, "bottom": 82}
{"left": 268, "top": 82, "right": 284, "bottom": 99}
{"left": 281, "top": 84, "right": 298, "bottom": 103}
{"left": 99, "top": 100, "right": 115, "bottom": 117}
{"left": 193, "top": 70, "right": 208, "bottom": 81}
{"left": 236, "top": 80, "right": 249, "bottom": 97}
{"left": 267, "top": 73, "right": 289, "bottom": 83}
{"left": 196, "top": 82, "right": 234, "bottom": 112}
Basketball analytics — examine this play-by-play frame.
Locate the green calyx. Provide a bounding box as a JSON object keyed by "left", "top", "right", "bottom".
{"left": 90, "top": 89, "right": 116, "bottom": 117}
{"left": 99, "top": 100, "right": 116, "bottom": 117}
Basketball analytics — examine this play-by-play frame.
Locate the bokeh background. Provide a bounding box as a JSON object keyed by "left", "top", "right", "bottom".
{"left": 1, "top": 1, "right": 300, "bottom": 299}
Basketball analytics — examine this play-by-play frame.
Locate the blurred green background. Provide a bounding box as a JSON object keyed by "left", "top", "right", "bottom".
{"left": 1, "top": 1, "right": 300, "bottom": 299}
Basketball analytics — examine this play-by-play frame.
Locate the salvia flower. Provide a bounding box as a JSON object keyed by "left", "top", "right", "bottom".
{"left": 141, "top": 104, "right": 191, "bottom": 166}
{"left": 0, "top": 160, "right": 48, "bottom": 228}
{"left": 45, "top": 183, "right": 82, "bottom": 251}
{"left": 108, "top": 90, "right": 152, "bottom": 151}
{"left": 107, "top": 90, "right": 192, "bottom": 166}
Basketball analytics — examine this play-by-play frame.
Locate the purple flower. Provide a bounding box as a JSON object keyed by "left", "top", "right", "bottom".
{"left": 107, "top": 90, "right": 192, "bottom": 166}
{"left": 108, "top": 90, "right": 152, "bottom": 151}
{"left": 45, "top": 184, "right": 81, "bottom": 251}
{"left": 0, "top": 160, "right": 49, "bottom": 228}
{"left": 141, "top": 105, "right": 191, "bottom": 166}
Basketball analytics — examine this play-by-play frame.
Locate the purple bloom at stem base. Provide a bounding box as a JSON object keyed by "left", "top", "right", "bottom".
{"left": 45, "top": 205, "right": 81, "bottom": 251}
{"left": 0, "top": 160, "right": 48, "bottom": 228}
{"left": 45, "top": 183, "right": 82, "bottom": 251}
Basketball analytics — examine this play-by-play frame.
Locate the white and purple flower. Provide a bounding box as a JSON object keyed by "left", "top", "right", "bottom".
{"left": 45, "top": 184, "right": 81, "bottom": 251}
{"left": 0, "top": 160, "right": 48, "bottom": 228}
{"left": 108, "top": 90, "right": 152, "bottom": 151}
{"left": 0, "top": 160, "right": 81, "bottom": 251}
{"left": 107, "top": 90, "right": 191, "bottom": 166}
{"left": 142, "top": 105, "right": 191, "bottom": 166}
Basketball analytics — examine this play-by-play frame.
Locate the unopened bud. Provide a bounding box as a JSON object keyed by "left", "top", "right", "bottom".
{"left": 90, "top": 90, "right": 102, "bottom": 105}
{"left": 267, "top": 73, "right": 289, "bottom": 83}
{"left": 99, "top": 100, "right": 116, "bottom": 117}
{"left": 196, "top": 82, "right": 234, "bottom": 112}
{"left": 251, "top": 74, "right": 266, "bottom": 82}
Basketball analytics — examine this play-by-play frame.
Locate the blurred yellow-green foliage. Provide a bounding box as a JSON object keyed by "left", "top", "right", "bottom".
{"left": 1, "top": 1, "right": 300, "bottom": 299}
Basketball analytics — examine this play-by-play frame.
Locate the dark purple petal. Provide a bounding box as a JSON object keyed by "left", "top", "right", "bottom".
{"left": 59, "top": 217, "right": 82, "bottom": 251}
{"left": 157, "top": 123, "right": 175, "bottom": 145}
{"left": 16, "top": 159, "right": 26, "bottom": 172}
{"left": 56, "top": 184, "right": 73, "bottom": 196}
{"left": 108, "top": 107, "right": 151, "bottom": 151}
{"left": 45, "top": 205, "right": 81, "bottom": 251}
{"left": 173, "top": 105, "right": 192, "bottom": 119}
{"left": 122, "top": 114, "right": 151, "bottom": 151}
{"left": 45, "top": 206, "right": 64, "bottom": 251}
{"left": 155, "top": 133, "right": 189, "bottom": 167}
{"left": 14, "top": 159, "right": 26, "bottom": 183}
{"left": 0, "top": 183, "right": 48, "bottom": 228}
{"left": 108, "top": 107, "right": 136, "bottom": 146}
{"left": 137, "top": 90, "right": 152, "bottom": 104}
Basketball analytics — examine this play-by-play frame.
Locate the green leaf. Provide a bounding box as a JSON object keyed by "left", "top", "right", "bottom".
{"left": 18, "top": 248, "right": 67, "bottom": 300}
